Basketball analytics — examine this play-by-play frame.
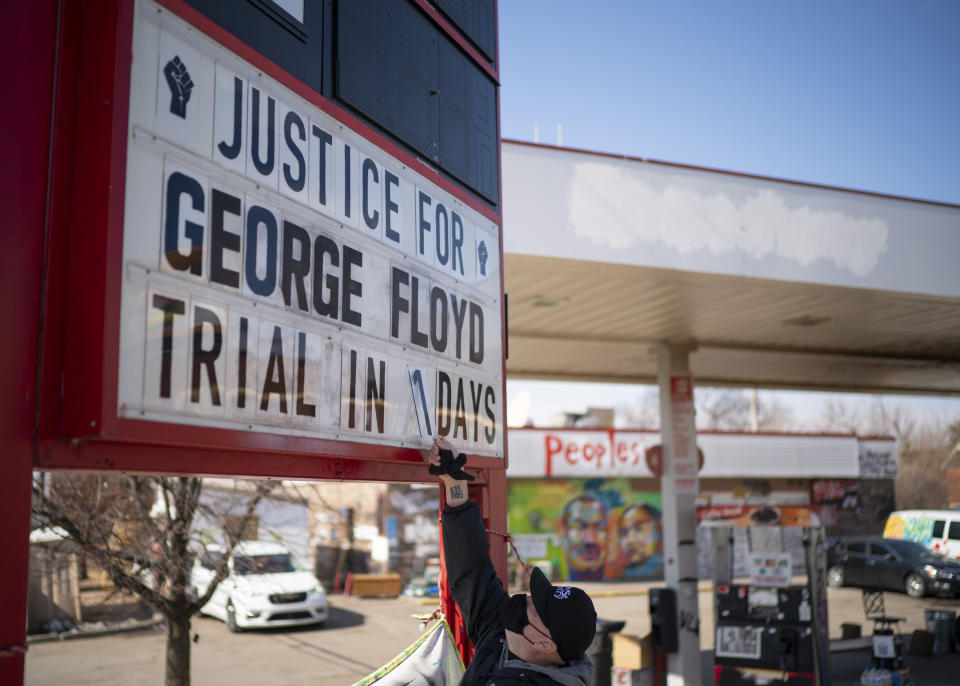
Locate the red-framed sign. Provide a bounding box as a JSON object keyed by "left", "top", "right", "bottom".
{"left": 36, "top": 0, "right": 507, "bottom": 480}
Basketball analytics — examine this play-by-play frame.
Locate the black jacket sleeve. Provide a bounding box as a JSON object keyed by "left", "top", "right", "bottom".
{"left": 441, "top": 500, "right": 510, "bottom": 647}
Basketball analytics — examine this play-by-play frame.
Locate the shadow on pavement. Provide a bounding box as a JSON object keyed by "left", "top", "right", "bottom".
{"left": 250, "top": 604, "right": 365, "bottom": 634}
{"left": 322, "top": 604, "right": 366, "bottom": 630}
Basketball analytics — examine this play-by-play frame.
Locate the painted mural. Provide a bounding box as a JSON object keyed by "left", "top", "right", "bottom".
{"left": 508, "top": 478, "right": 663, "bottom": 582}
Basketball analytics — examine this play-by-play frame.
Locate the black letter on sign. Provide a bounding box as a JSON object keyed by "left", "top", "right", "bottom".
{"left": 430, "top": 286, "right": 448, "bottom": 352}
{"left": 470, "top": 380, "right": 483, "bottom": 442}
{"left": 311, "top": 125, "right": 333, "bottom": 205}
{"left": 410, "top": 276, "right": 428, "bottom": 349}
{"left": 210, "top": 189, "right": 241, "bottom": 288}
{"left": 390, "top": 267, "right": 409, "bottom": 339}
{"left": 217, "top": 76, "right": 243, "bottom": 159}
{"left": 341, "top": 245, "right": 362, "bottom": 327}
{"left": 484, "top": 386, "right": 496, "bottom": 444}
{"left": 469, "top": 302, "right": 484, "bottom": 364}
{"left": 384, "top": 170, "right": 400, "bottom": 244}
{"left": 313, "top": 234, "right": 339, "bottom": 319}
{"left": 191, "top": 306, "right": 223, "bottom": 405}
{"left": 260, "top": 326, "right": 287, "bottom": 413}
{"left": 348, "top": 349, "right": 358, "bottom": 429}
{"left": 435, "top": 204, "right": 449, "bottom": 266}
{"left": 453, "top": 376, "right": 467, "bottom": 440}
{"left": 283, "top": 110, "right": 306, "bottom": 192}
{"left": 450, "top": 295, "right": 467, "bottom": 359}
{"left": 237, "top": 316, "right": 248, "bottom": 409}
{"left": 281, "top": 220, "right": 311, "bottom": 311}
{"left": 451, "top": 212, "right": 464, "bottom": 276}
{"left": 164, "top": 172, "right": 204, "bottom": 275}
{"left": 342, "top": 144, "right": 352, "bottom": 218}
{"left": 437, "top": 371, "right": 452, "bottom": 436}
{"left": 245, "top": 205, "right": 277, "bottom": 297}
{"left": 366, "top": 358, "right": 385, "bottom": 433}
{"left": 362, "top": 158, "right": 379, "bottom": 230}
{"left": 295, "top": 331, "right": 315, "bottom": 417}
{"left": 152, "top": 295, "right": 185, "bottom": 399}
{"left": 250, "top": 88, "right": 275, "bottom": 175}
{"left": 417, "top": 191, "right": 432, "bottom": 256}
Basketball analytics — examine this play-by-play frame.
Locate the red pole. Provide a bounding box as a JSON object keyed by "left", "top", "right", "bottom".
{"left": 486, "top": 468, "right": 510, "bottom": 589}
{"left": 1, "top": 3, "right": 60, "bottom": 682}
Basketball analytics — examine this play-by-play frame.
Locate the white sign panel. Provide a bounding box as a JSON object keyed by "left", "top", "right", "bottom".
{"left": 858, "top": 439, "right": 898, "bottom": 478}
{"left": 715, "top": 626, "right": 763, "bottom": 660}
{"left": 511, "top": 534, "right": 551, "bottom": 560}
{"left": 117, "top": 1, "right": 504, "bottom": 456}
{"left": 748, "top": 553, "right": 792, "bottom": 588}
{"left": 668, "top": 376, "right": 698, "bottom": 493}
{"left": 504, "top": 430, "right": 658, "bottom": 477}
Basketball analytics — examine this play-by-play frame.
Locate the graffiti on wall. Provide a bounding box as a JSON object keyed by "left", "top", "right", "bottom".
{"left": 508, "top": 479, "right": 663, "bottom": 581}
{"left": 883, "top": 513, "right": 934, "bottom": 545}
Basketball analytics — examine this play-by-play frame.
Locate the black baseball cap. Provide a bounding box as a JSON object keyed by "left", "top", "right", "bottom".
{"left": 529, "top": 567, "right": 597, "bottom": 662}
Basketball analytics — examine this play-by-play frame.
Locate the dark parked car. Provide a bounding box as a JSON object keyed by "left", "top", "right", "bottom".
{"left": 826, "top": 537, "right": 960, "bottom": 598}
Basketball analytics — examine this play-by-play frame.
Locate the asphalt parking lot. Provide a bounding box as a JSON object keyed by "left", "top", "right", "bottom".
{"left": 25, "top": 585, "right": 960, "bottom": 685}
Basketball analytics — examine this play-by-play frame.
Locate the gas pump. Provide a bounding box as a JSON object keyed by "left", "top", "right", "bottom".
{"left": 707, "top": 524, "right": 831, "bottom": 686}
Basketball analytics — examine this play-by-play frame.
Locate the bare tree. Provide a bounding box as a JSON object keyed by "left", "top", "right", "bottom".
{"left": 618, "top": 387, "right": 796, "bottom": 431}
{"left": 32, "top": 474, "right": 273, "bottom": 686}
{"left": 616, "top": 388, "right": 660, "bottom": 428}
{"left": 754, "top": 393, "right": 795, "bottom": 431}
{"left": 890, "top": 411, "right": 953, "bottom": 510}
{"left": 816, "top": 396, "right": 958, "bottom": 510}
{"left": 816, "top": 397, "right": 865, "bottom": 434}
{"left": 695, "top": 388, "right": 753, "bottom": 430}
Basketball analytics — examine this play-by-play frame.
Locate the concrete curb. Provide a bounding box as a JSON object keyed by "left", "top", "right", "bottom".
{"left": 28, "top": 614, "right": 165, "bottom": 644}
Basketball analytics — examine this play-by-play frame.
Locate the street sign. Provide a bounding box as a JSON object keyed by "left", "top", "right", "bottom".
{"left": 113, "top": 1, "right": 504, "bottom": 456}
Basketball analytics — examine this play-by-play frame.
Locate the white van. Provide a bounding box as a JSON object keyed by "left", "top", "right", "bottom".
{"left": 883, "top": 510, "right": 960, "bottom": 560}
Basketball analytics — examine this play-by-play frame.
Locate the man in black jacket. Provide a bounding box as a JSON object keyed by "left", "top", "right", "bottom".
{"left": 424, "top": 437, "right": 597, "bottom": 686}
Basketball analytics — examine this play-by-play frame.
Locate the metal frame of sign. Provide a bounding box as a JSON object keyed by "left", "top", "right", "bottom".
{"left": 34, "top": 0, "right": 508, "bottom": 481}
{"left": 6, "top": 2, "right": 505, "bottom": 682}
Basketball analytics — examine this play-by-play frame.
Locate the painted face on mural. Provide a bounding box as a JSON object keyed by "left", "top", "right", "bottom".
{"left": 617, "top": 504, "right": 659, "bottom": 567}
{"left": 561, "top": 496, "right": 608, "bottom": 578}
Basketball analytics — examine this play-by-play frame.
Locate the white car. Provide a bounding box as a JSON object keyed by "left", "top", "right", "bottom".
{"left": 191, "top": 541, "right": 328, "bottom": 632}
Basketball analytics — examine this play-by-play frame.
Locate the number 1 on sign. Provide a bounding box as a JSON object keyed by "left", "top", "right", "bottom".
{"left": 409, "top": 367, "right": 432, "bottom": 437}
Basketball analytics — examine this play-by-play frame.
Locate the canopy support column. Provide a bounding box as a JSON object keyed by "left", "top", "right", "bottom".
{"left": 656, "top": 343, "right": 702, "bottom": 686}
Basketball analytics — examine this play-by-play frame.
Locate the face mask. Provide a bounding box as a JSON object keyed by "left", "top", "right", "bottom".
{"left": 500, "top": 593, "right": 529, "bottom": 634}
{"left": 500, "top": 594, "right": 552, "bottom": 645}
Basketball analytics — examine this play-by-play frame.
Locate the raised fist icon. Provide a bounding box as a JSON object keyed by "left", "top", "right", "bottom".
{"left": 163, "top": 56, "right": 193, "bottom": 118}
{"left": 478, "top": 240, "right": 488, "bottom": 276}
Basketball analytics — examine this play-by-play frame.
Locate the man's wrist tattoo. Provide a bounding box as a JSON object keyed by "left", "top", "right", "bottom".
{"left": 450, "top": 484, "right": 464, "bottom": 500}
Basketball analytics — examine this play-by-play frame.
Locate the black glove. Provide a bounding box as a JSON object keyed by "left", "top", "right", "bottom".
{"left": 428, "top": 448, "right": 475, "bottom": 481}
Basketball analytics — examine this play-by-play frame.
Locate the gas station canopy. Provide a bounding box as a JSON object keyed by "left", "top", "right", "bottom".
{"left": 501, "top": 141, "right": 960, "bottom": 396}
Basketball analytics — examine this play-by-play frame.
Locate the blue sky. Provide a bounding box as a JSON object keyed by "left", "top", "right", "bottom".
{"left": 498, "top": 1, "right": 960, "bottom": 205}
{"left": 496, "top": 1, "right": 960, "bottom": 428}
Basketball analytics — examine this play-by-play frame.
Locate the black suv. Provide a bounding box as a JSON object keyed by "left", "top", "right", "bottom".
{"left": 826, "top": 537, "right": 960, "bottom": 598}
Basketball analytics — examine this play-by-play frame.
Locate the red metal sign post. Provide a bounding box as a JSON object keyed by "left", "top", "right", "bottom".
{"left": 3, "top": 2, "right": 505, "bottom": 682}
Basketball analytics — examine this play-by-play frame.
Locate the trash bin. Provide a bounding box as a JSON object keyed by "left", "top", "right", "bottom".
{"left": 924, "top": 609, "right": 956, "bottom": 654}
{"left": 587, "top": 619, "right": 626, "bottom": 686}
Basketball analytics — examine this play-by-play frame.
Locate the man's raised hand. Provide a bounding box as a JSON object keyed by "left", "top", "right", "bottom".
{"left": 422, "top": 437, "right": 475, "bottom": 482}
